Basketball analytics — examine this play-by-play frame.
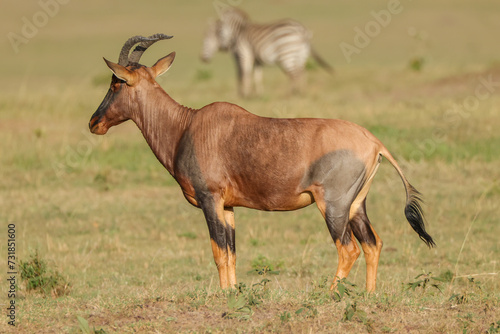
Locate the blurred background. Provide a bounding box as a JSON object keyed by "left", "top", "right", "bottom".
{"left": 2, "top": 0, "right": 499, "bottom": 94}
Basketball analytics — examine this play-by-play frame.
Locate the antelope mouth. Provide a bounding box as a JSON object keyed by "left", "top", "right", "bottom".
{"left": 89, "top": 116, "right": 109, "bottom": 135}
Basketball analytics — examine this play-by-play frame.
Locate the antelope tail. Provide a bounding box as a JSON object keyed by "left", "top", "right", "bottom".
{"left": 380, "top": 148, "right": 436, "bottom": 248}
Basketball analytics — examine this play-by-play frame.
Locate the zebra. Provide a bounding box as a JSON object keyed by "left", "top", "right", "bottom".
{"left": 201, "top": 7, "right": 333, "bottom": 97}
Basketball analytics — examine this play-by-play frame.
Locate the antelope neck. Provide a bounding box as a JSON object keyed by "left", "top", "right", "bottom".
{"left": 132, "top": 88, "right": 194, "bottom": 174}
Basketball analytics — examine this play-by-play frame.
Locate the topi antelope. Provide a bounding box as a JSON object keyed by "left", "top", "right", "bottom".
{"left": 89, "top": 34, "right": 434, "bottom": 292}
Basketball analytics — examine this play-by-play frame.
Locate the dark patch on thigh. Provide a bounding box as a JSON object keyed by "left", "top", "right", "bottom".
{"left": 325, "top": 207, "right": 352, "bottom": 244}
{"left": 303, "top": 150, "right": 366, "bottom": 204}
{"left": 303, "top": 150, "right": 367, "bottom": 244}
{"left": 350, "top": 201, "right": 377, "bottom": 245}
{"left": 351, "top": 216, "right": 376, "bottom": 245}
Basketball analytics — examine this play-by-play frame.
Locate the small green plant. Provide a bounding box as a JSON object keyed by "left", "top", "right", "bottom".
{"left": 223, "top": 278, "right": 273, "bottom": 320}
{"left": 248, "top": 279, "right": 270, "bottom": 306}
{"left": 177, "top": 231, "right": 197, "bottom": 239}
{"left": 409, "top": 57, "right": 425, "bottom": 72}
{"left": 465, "top": 277, "right": 482, "bottom": 292}
{"left": 449, "top": 292, "right": 469, "bottom": 305}
{"left": 488, "top": 320, "right": 500, "bottom": 333}
{"left": 307, "top": 276, "right": 331, "bottom": 304}
{"left": 279, "top": 311, "right": 292, "bottom": 323}
{"left": 77, "top": 316, "right": 107, "bottom": 334}
{"left": 437, "top": 269, "right": 454, "bottom": 282}
{"left": 305, "top": 59, "right": 318, "bottom": 71}
{"left": 248, "top": 255, "right": 281, "bottom": 276}
{"left": 223, "top": 292, "right": 253, "bottom": 320}
{"left": 449, "top": 277, "right": 484, "bottom": 305}
{"left": 456, "top": 313, "right": 475, "bottom": 334}
{"left": 236, "top": 278, "right": 270, "bottom": 307}
{"left": 407, "top": 27, "right": 428, "bottom": 72}
{"left": 93, "top": 171, "right": 110, "bottom": 191}
{"left": 342, "top": 301, "right": 367, "bottom": 323}
{"left": 404, "top": 271, "right": 444, "bottom": 293}
{"left": 332, "top": 278, "right": 357, "bottom": 302}
{"left": 249, "top": 238, "right": 260, "bottom": 246}
{"left": 195, "top": 68, "right": 213, "bottom": 81}
{"left": 184, "top": 287, "right": 210, "bottom": 309}
{"left": 19, "top": 250, "right": 70, "bottom": 297}
{"left": 295, "top": 303, "right": 318, "bottom": 319}
{"left": 34, "top": 127, "right": 45, "bottom": 138}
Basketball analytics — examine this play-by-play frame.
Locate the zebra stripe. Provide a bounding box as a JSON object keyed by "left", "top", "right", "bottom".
{"left": 201, "top": 7, "right": 332, "bottom": 97}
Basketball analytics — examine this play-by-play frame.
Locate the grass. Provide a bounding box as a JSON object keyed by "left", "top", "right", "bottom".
{"left": 1, "top": 0, "right": 499, "bottom": 332}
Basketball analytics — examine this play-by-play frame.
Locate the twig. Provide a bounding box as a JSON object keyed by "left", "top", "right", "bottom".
{"left": 450, "top": 182, "right": 497, "bottom": 289}
{"left": 454, "top": 272, "right": 498, "bottom": 278}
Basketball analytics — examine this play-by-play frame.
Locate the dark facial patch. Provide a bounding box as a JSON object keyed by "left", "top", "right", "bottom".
{"left": 303, "top": 150, "right": 367, "bottom": 244}
{"left": 89, "top": 80, "right": 123, "bottom": 130}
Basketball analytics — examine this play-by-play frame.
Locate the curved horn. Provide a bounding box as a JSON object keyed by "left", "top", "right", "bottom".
{"left": 128, "top": 34, "right": 174, "bottom": 64}
{"left": 117, "top": 35, "right": 155, "bottom": 66}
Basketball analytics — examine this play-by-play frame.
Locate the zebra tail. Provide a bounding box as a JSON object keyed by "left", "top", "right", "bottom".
{"left": 311, "top": 47, "right": 334, "bottom": 74}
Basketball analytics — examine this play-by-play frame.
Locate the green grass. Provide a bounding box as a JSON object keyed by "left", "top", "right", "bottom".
{"left": 1, "top": 0, "right": 500, "bottom": 332}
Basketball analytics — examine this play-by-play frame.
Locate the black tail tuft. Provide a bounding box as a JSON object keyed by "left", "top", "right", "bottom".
{"left": 404, "top": 186, "right": 435, "bottom": 248}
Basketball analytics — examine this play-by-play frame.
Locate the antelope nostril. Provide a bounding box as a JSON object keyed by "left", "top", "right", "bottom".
{"left": 89, "top": 116, "right": 101, "bottom": 130}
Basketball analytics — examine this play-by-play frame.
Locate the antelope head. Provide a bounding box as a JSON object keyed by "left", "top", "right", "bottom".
{"left": 89, "top": 34, "right": 175, "bottom": 135}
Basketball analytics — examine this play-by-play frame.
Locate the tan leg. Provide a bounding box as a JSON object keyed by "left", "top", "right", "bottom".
{"left": 350, "top": 194, "right": 383, "bottom": 292}
{"left": 360, "top": 227, "right": 383, "bottom": 292}
{"left": 224, "top": 207, "right": 237, "bottom": 289}
{"left": 330, "top": 233, "right": 361, "bottom": 290}
{"left": 313, "top": 193, "right": 360, "bottom": 291}
{"left": 205, "top": 198, "right": 233, "bottom": 289}
{"left": 210, "top": 239, "right": 229, "bottom": 289}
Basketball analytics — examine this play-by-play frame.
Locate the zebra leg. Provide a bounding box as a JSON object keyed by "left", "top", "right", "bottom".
{"left": 253, "top": 64, "right": 263, "bottom": 96}
{"left": 288, "top": 69, "right": 305, "bottom": 95}
{"left": 234, "top": 50, "right": 254, "bottom": 97}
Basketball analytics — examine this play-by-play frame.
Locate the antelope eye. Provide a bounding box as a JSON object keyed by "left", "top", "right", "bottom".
{"left": 111, "top": 82, "right": 123, "bottom": 92}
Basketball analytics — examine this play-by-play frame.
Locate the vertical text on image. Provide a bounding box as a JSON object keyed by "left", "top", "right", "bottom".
{"left": 7, "top": 223, "right": 17, "bottom": 326}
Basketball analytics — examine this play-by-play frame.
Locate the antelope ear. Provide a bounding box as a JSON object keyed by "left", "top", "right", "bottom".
{"left": 104, "top": 58, "right": 136, "bottom": 84}
{"left": 152, "top": 52, "right": 176, "bottom": 78}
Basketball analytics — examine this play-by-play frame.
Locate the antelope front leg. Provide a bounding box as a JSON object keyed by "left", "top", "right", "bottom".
{"left": 200, "top": 194, "right": 235, "bottom": 289}
{"left": 224, "top": 207, "right": 237, "bottom": 288}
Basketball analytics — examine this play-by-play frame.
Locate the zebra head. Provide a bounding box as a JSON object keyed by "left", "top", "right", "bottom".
{"left": 201, "top": 19, "right": 221, "bottom": 62}
{"left": 217, "top": 7, "right": 249, "bottom": 50}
